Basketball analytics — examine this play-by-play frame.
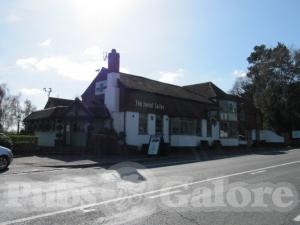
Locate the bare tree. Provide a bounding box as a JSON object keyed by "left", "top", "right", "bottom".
{"left": 0, "top": 84, "right": 36, "bottom": 132}
{"left": 22, "top": 99, "right": 36, "bottom": 119}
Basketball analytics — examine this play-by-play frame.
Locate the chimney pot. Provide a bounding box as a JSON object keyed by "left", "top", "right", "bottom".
{"left": 108, "top": 49, "right": 120, "bottom": 72}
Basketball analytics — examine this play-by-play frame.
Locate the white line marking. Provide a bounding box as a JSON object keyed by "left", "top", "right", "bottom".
{"left": 294, "top": 214, "right": 300, "bottom": 221}
{"left": 81, "top": 208, "right": 96, "bottom": 213}
{"left": 146, "top": 159, "right": 197, "bottom": 167}
{"left": 148, "top": 190, "right": 182, "bottom": 199}
{"left": 250, "top": 170, "right": 266, "bottom": 175}
{"left": 1, "top": 160, "right": 300, "bottom": 225}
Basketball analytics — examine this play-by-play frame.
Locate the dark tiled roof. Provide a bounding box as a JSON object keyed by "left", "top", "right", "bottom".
{"left": 24, "top": 98, "right": 110, "bottom": 122}
{"left": 44, "top": 97, "right": 74, "bottom": 109}
{"left": 88, "top": 106, "right": 110, "bottom": 118}
{"left": 24, "top": 106, "right": 68, "bottom": 121}
{"left": 119, "top": 73, "right": 213, "bottom": 104}
{"left": 183, "top": 82, "right": 238, "bottom": 101}
{"left": 183, "top": 82, "right": 227, "bottom": 99}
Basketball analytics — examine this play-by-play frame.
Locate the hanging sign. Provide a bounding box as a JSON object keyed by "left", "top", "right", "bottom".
{"left": 95, "top": 80, "right": 107, "bottom": 95}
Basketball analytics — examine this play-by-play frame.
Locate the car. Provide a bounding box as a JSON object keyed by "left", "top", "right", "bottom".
{"left": 0, "top": 146, "right": 13, "bottom": 170}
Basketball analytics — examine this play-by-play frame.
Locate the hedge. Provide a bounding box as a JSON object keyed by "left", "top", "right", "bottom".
{"left": 8, "top": 135, "right": 38, "bottom": 154}
{"left": 8, "top": 135, "right": 38, "bottom": 144}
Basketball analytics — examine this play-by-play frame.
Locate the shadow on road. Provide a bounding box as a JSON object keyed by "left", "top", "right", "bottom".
{"left": 0, "top": 168, "right": 9, "bottom": 174}
{"left": 23, "top": 147, "right": 297, "bottom": 174}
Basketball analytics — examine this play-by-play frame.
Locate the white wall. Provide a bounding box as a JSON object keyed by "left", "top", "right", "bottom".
{"left": 147, "top": 114, "right": 156, "bottom": 135}
{"left": 125, "top": 111, "right": 150, "bottom": 147}
{"left": 252, "top": 129, "right": 257, "bottom": 141}
{"left": 212, "top": 121, "right": 220, "bottom": 139}
{"left": 170, "top": 119, "right": 217, "bottom": 147}
{"left": 35, "top": 131, "right": 56, "bottom": 147}
{"left": 112, "top": 112, "right": 124, "bottom": 133}
{"left": 123, "top": 111, "right": 242, "bottom": 148}
{"left": 163, "top": 115, "right": 169, "bottom": 143}
{"left": 125, "top": 112, "right": 171, "bottom": 148}
{"left": 104, "top": 72, "right": 120, "bottom": 113}
{"left": 220, "top": 138, "right": 239, "bottom": 146}
{"left": 201, "top": 119, "right": 207, "bottom": 137}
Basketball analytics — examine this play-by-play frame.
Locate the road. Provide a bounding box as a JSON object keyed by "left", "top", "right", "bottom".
{"left": 1, "top": 148, "right": 300, "bottom": 225}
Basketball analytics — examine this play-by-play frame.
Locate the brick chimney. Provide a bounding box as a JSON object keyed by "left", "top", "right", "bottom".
{"left": 108, "top": 49, "right": 120, "bottom": 72}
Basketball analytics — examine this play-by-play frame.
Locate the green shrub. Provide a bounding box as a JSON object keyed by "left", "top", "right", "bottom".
{"left": 89, "top": 134, "right": 120, "bottom": 155}
{"left": 159, "top": 142, "right": 170, "bottom": 156}
{"left": 211, "top": 140, "right": 222, "bottom": 149}
{"left": 201, "top": 140, "right": 209, "bottom": 149}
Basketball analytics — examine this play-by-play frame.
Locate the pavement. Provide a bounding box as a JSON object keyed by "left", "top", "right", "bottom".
{"left": 1, "top": 147, "right": 300, "bottom": 224}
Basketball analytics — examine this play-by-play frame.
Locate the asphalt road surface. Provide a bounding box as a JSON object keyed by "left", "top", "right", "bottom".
{"left": 1, "top": 148, "right": 300, "bottom": 225}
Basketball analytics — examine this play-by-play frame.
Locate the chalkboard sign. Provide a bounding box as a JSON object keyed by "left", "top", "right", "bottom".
{"left": 148, "top": 135, "right": 161, "bottom": 155}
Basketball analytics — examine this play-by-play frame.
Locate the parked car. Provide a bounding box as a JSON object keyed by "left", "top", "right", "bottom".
{"left": 0, "top": 146, "right": 13, "bottom": 170}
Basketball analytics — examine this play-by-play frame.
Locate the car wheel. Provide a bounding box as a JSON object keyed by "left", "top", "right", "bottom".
{"left": 0, "top": 156, "right": 9, "bottom": 170}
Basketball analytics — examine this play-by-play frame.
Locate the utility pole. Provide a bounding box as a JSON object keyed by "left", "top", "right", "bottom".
{"left": 17, "top": 114, "right": 21, "bottom": 134}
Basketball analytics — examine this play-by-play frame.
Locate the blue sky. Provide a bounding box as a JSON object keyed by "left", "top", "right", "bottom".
{"left": 1, "top": 0, "right": 300, "bottom": 109}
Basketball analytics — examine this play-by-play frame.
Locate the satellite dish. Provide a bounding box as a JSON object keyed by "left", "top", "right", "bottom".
{"left": 103, "top": 51, "right": 108, "bottom": 61}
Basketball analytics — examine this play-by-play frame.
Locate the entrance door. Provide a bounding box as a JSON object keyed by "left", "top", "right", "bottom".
{"left": 65, "top": 124, "right": 71, "bottom": 145}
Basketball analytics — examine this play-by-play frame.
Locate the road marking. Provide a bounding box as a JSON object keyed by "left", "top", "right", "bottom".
{"left": 1, "top": 160, "right": 300, "bottom": 225}
{"left": 250, "top": 170, "right": 266, "bottom": 175}
{"left": 2, "top": 168, "right": 67, "bottom": 176}
{"left": 148, "top": 190, "right": 182, "bottom": 199}
{"left": 145, "top": 159, "right": 197, "bottom": 167}
{"left": 294, "top": 214, "right": 300, "bottom": 221}
{"left": 81, "top": 208, "right": 96, "bottom": 213}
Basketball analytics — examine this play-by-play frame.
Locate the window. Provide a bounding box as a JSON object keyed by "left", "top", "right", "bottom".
{"left": 72, "top": 123, "right": 83, "bottom": 132}
{"left": 171, "top": 117, "right": 201, "bottom": 135}
{"left": 156, "top": 115, "right": 163, "bottom": 135}
{"left": 207, "top": 120, "right": 212, "bottom": 137}
{"left": 219, "top": 100, "right": 237, "bottom": 121}
{"left": 139, "top": 113, "right": 148, "bottom": 134}
{"left": 171, "top": 118, "right": 180, "bottom": 134}
{"left": 220, "top": 121, "right": 238, "bottom": 138}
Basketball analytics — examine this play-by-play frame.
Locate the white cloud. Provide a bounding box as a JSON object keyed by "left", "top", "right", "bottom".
{"left": 233, "top": 69, "right": 246, "bottom": 78}
{"left": 158, "top": 69, "right": 185, "bottom": 84}
{"left": 38, "top": 39, "right": 52, "bottom": 47}
{"left": 16, "top": 57, "right": 38, "bottom": 70}
{"left": 1, "top": 14, "right": 23, "bottom": 23}
{"left": 16, "top": 46, "right": 129, "bottom": 81}
{"left": 20, "top": 88, "right": 43, "bottom": 96}
{"left": 83, "top": 46, "right": 101, "bottom": 59}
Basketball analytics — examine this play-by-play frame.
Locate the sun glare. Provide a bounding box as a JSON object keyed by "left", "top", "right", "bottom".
{"left": 73, "top": 0, "right": 130, "bottom": 23}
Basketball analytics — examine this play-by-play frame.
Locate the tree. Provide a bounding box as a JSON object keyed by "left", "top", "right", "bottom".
{"left": 1, "top": 92, "right": 21, "bottom": 131}
{"left": 0, "top": 84, "right": 37, "bottom": 132}
{"left": 230, "top": 76, "right": 253, "bottom": 102}
{"left": 0, "top": 84, "right": 6, "bottom": 131}
{"left": 231, "top": 43, "right": 300, "bottom": 133}
{"left": 22, "top": 99, "right": 36, "bottom": 119}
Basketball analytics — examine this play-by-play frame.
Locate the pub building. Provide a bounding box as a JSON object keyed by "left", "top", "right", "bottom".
{"left": 24, "top": 49, "right": 263, "bottom": 149}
